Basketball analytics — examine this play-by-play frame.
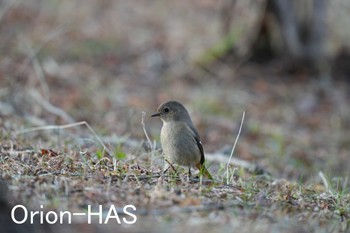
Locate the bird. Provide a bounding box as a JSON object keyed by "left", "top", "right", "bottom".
{"left": 151, "top": 100, "right": 213, "bottom": 179}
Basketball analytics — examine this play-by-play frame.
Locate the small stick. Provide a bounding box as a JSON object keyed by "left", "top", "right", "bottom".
{"left": 226, "top": 111, "right": 245, "bottom": 185}
{"left": 141, "top": 111, "right": 153, "bottom": 151}
{"left": 141, "top": 111, "right": 158, "bottom": 170}
{"left": 15, "top": 121, "right": 113, "bottom": 156}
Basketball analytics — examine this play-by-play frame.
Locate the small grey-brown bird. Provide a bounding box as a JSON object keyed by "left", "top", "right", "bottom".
{"left": 151, "top": 100, "right": 213, "bottom": 179}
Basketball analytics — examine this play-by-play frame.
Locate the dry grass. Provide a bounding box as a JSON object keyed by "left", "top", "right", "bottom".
{"left": 1, "top": 139, "right": 349, "bottom": 232}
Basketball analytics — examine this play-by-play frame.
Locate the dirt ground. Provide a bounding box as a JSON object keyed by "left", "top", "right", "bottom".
{"left": 0, "top": 1, "right": 349, "bottom": 233}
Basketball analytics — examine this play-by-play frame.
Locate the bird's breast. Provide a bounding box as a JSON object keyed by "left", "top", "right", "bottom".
{"left": 160, "top": 121, "right": 200, "bottom": 166}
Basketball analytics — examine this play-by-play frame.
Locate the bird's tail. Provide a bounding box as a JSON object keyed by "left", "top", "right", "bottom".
{"left": 196, "top": 164, "right": 213, "bottom": 180}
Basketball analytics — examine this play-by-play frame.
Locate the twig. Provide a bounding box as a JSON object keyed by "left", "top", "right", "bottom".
{"left": 15, "top": 121, "right": 113, "bottom": 156}
{"left": 141, "top": 111, "right": 153, "bottom": 151}
{"left": 226, "top": 111, "right": 245, "bottom": 185}
{"left": 206, "top": 152, "right": 259, "bottom": 172}
{"left": 151, "top": 139, "right": 156, "bottom": 169}
{"left": 142, "top": 111, "right": 159, "bottom": 170}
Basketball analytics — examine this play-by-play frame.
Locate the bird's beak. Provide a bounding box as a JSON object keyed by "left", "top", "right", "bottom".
{"left": 150, "top": 112, "right": 161, "bottom": 117}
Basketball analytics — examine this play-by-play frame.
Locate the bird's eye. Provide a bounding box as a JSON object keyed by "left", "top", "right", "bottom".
{"left": 164, "top": 107, "right": 170, "bottom": 113}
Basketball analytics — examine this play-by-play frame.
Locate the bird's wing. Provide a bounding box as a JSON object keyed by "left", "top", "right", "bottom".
{"left": 188, "top": 124, "right": 205, "bottom": 165}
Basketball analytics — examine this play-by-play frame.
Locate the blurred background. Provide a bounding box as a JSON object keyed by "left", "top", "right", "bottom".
{"left": 1, "top": 0, "right": 350, "bottom": 183}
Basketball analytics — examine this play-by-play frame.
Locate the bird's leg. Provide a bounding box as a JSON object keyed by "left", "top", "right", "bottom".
{"left": 163, "top": 165, "right": 170, "bottom": 174}
{"left": 164, "top": 158, "right": 177, "bottom": 174}
{"left": 184, "top": 167, "right": 192, "bottom": 183}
